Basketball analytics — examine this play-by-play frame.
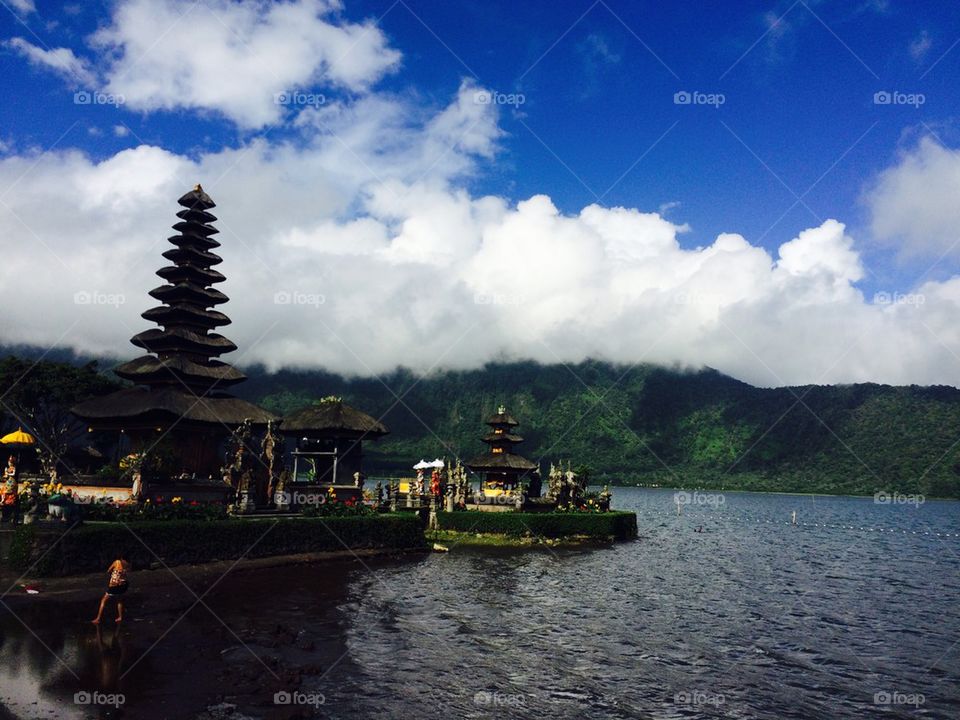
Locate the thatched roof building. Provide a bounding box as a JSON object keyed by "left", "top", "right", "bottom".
{"left": 466, "top": 405, "right": 536, "bottom": 484}
{"left": 74, "top": 185, "right": 274, "bottom": 428}
{"left": 281, "top": 399, "right": 389, "bottom": 440}
{"left": 72, "top": 185, "right": 274, "bottom": 478}
{"left": 281, "top": 398, "right": 387, "bottom": 486}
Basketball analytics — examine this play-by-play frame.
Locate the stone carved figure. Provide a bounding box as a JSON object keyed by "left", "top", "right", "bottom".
{"left": 261, "top": 420, "right": 283, "bottom": 505}
{"left": 599, "top": 484, "right": 612, "bottom": 511}
{"left": 547, "top": 463, "right": 563, "bottom": 500}
{"left": 275, "top": 468, "right": 290, "bottom": 506}
{"left": 224, "top": 418, "right": 257, "bottom": 510}
{"left": 449, "top": 459, "right": 469, "bottom": 508}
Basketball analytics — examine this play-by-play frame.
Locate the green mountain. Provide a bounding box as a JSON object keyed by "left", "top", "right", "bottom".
{"left": 3, "top": 345, "right": 956, "bottom": 497}
{"left": 236, "top": 360, "right": 960, "bottom": 498}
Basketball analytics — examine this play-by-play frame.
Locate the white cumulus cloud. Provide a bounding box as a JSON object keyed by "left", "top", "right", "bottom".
{"left": 0, "top": 81, "right": 959, "bottom": 388}
{"left": 5, "top": 37, "right": 96, "bottom": 87}
{"left": 866, "top": 136, "right": 960, "bottom": 259}
{"left": 90, "top": 0, "right": 401, "bottom": 128}
{"left": 1, "top": 0, "right": 959, "bottom": 389}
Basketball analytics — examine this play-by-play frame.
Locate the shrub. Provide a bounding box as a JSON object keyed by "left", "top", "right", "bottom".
{"left": 300, "top": 498, "right": 375, "bottom": 517}
{"left": 81, "top": 499, "right": 228, "bottom": 522}
{"left": 6, "top": 514, "right": 426, "bottom": 576}
{"left": 7, "top": 524, "right": 38, "bottom": 571}
{"left": 436, "top": 510, "right": 637, "bottom": 540}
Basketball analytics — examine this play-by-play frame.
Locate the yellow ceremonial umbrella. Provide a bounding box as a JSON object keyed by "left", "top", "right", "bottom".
{"left": 1, "top": 428, "right": 36, "bottom": 446}
{"left": 1, "top": 428, "right": 36, "bottom": 476}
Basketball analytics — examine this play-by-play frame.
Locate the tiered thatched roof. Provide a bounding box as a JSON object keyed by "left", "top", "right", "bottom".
{"left": 115, "top": 185, "right": 244, "bottom": 391}
{"left": 73, "top": 185, "right": 275, "bottom": 428}
{"left": 466, "top": 405, "right": 536, "bottom": 473}
{"left": 72, "top": 387, "right": 275, "bottom": 426}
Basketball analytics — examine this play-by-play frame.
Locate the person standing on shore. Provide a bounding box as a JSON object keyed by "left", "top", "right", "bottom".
{"left": 92, "top": 555, "right": 131, "bottom": 624}
{"left": 1, "top": 456, "right": 17, "bottom": 523}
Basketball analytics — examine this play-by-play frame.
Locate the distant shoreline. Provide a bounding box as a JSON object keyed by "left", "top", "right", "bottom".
{"left": 604, "top": 484, "right": 960, "bottom": 502}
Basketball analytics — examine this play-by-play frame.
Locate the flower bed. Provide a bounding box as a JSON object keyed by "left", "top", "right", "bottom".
{"left": 300, "top": 492, "right": 377, "bottom": 517}
{"left": 80, "top": 497, "right": 228, "bottom": 522}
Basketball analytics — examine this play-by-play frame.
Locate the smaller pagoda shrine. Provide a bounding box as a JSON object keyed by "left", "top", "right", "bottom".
{"left": 72, "top": 185, "right": 275, "bottom": 483}
{"left": 465, "top": 405, "right": 537, "bottom": 506}
{"left": 280, "top": 398, "right": 388, "bottom": 504}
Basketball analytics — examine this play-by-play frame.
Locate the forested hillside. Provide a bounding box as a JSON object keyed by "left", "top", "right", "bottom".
{"left": 237, "top": 360, "right": 960, "bottom": 498}
{"left": 3, "top": 345, "right": 957, "bottom": 497}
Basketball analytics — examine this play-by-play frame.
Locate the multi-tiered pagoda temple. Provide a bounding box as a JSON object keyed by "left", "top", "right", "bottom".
{"left": 466, "top": 405, "right": 537, "bottom": 499}
{"left": 73, "top": 185, "right": 275, "bottom": 479}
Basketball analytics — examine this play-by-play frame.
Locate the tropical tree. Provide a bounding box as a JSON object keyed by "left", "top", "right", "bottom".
{"left": 0, "top": 356, "right": 119, "bottom": 475}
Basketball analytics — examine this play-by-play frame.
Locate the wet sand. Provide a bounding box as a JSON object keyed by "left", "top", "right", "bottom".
{"left": 0, "top": 549, "right": 427, "bottom": 719}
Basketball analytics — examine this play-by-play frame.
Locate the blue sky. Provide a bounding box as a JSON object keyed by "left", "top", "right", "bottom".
{"left": 4, "top": 1, "right": 958, "bottom": 283}
{"left": 1, "top": 0, "right": 959, "bottom": 385}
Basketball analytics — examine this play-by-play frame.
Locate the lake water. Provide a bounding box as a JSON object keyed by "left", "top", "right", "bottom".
{"left": 1, "top": 487, "right": 959, "bottom": 719}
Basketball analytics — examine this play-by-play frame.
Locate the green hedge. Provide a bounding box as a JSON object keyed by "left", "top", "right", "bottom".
{"left": 436, "top": 511, "right": 637, "bottom": 540}
{"left": 7, "top": 514, "right": 426, "bottom": 576}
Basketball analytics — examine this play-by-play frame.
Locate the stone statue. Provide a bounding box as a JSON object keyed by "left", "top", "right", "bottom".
{"left": 236, "top": 468, "right": 256, "bottom": 513}
{"left": 261, "top": 420, "right": 283, "bottom": 505}
{"left": 460, "top": 462, "right": 470, "bottom": 506}
{"left": 450, "top": 460, "right": 468, "bottom": 508}
{"left": 225, "top": 419, "right": 257, "bottom": 512}
{"left": 131, "top": 471, "right": 143, "bottom": 502}
{"left": 599, "top": 484, "right": 612, "bottom": 512}
{"left": 547, "top": 463, "right": 563, "bottom": 500}
{"left": 274, "top": 468, "right": 290, "bottom": 508}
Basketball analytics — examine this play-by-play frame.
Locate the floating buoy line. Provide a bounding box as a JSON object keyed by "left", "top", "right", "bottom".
{"left": 630, "top": 509, "right": 959, "bottom": 539}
